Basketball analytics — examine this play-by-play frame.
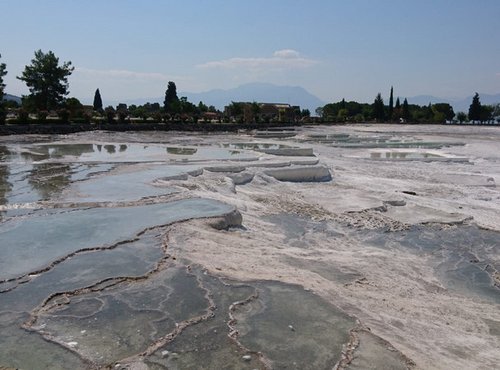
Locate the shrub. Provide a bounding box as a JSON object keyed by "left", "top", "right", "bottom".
{"left": 57, "top": 109, "right": 70, "bottom": 123}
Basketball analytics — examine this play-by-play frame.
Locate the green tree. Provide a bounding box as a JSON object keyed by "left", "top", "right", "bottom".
{"left": 337, "top": 108, "right": 348, "bottom": 121}
{"left": 456, "top": 112, "right": 467, "bottom": 123}
{"left": 65, "top": 97, "right": 84, "bottom": 119}
{"left": 301, "top": 109, "right": 311, "bottom": 117}
{"left": 93, "top": 88, "right": 103, "bottom": 112}
{"left": 388, "top": 86, "right": 394, "bottom": 120}
{"left": 492, "top": 104, "right": 500, "bottom": 123}
{"left": 164, "top": 81, "right": 179, "bottom": 114}
{"left": 197, "top": 101, "right": 208, "bottom": 112}
{"left": 116, "top": 103, "right": 128, "bottom": 123}
{"left": 372, "top": 93, "right": 385, "bottom": 122}
{"left": 17, "top": 50, "right": 74, "bottom": 111}
{"left": 480, "top": 105, "right": 493, "bottom": 122}
{"left": 432, "top": 103, "right": 454, "bottom": 123}
{"left": 393, "top": 97, "right": 401, "bottom": 121}
{"left": 0, "top": 54, "right": 7, "bottom": 124}
{"left": 104, "top": 106, "right": 115, "bottom": 124}
{"left": 468, "top": 93, "right": 481, "bottom": 122}
{"left": 402, "top": 98, "right": 410, "bottom": 121}
{"left": 0, "top": 54, "right": 6, "bottom": 101}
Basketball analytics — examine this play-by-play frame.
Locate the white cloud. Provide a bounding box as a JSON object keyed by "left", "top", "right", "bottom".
{"left": 197, "top": 49, "right": 318, "bottom": 70}
{"left": 273, "top": 49, "right": 301, "bottom": 59}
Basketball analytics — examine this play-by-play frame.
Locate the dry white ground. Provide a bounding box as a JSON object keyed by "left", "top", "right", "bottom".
{"left": 162, "top": 124, "right": 500, "bottom": 370}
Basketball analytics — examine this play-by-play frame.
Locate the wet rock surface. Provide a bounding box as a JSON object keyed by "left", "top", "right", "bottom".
{"left": 0, "top": 125, "right": 499, "bottom": 369}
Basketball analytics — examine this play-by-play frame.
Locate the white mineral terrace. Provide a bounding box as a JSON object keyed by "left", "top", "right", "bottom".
{"left": 0, "top": 124, "right": 499, "bottom": 369}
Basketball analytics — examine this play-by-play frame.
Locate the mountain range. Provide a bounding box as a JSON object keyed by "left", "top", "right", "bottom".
{"left": 114, "top": 83, "right": 326, "bottom": 113}
{"left": 181, "top": 83, "right": 325, "bottom": 113}
{"left": 2, "top": 94, "right": 22, "bottom": 105}
{"left": 118, "top": 84, "right": 500, "bottom": 114}
{"left": 405, "top": 93, "right": 500, "bottom": 113}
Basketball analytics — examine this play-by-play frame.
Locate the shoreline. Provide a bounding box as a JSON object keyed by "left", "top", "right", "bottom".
{"left": 1, "top": 121, "right": 499, "bottom": 136}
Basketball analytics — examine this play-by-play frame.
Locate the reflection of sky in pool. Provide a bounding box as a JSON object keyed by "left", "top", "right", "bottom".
{"left": 221, "top": 142, "right": 292, "bottom": 150}
{"left": 18, "top": 143, "right": 257, "bottom": 162}
{"left": 0, "top": 142, "right": 260, "bottom": 210}
{"left": 370, "top": 152, "right": 442, "bottom": 160}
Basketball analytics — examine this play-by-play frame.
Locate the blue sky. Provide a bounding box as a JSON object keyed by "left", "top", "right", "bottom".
{"left": 2, "top": 0, "right": 500, "bottom": 105}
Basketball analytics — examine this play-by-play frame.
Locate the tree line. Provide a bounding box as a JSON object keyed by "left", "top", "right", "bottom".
{"left": 0, "top": 50, "right": 222, "bottom": 125}
{"left": 317, "top": 87, "right": 499, "bottom": 124}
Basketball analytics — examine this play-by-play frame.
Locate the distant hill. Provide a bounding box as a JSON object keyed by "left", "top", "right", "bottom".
{"left": 452, "top": 93, "right": 500, "bottom": 113}
{"left": 182, "top": 83, "right": 326, "bottom": 113}
{"left": 2, "top": 93, "right": 22, "bottom": 105}
{"left": 108, "top": 88, "right": 500, "bottom": 116}
{"left": 406, "top": 93, "right": 500, "bottom": 113}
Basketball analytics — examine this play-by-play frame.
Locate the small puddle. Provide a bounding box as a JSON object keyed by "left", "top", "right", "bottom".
{"left": 10, "top": 143, "right": 257, "bottom": 163}
{"left": 370, "top": 152, "right": 442, "bottom": 160}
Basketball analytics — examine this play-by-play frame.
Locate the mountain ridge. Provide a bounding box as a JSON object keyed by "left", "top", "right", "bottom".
{"left": 109, "top": 83, "right": 325, "bottom": 113}
{"left": 404, "top": 93, "right": 500, "bottom": 113}
{"left": 2, "top": 94, "right": 22, "bottom": 105}
{"left": 182, "top": 83, "right": 325, "bottom": 112}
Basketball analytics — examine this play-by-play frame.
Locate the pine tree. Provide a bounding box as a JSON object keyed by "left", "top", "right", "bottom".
{"left": 17, "top": 50, "right": 74, "bottom": 111}
{"left": 164, "top": 81, "right": 179, "bottom": 114}
{"left": 468, "top": 93, "right": 481, "bottom": 122}
{"left": 373, "top": 93, "right": 385, "bottom": 122}
{"left": 0, "top": 54, "right": 6, "bottom": 101}
{"left": 93, "top": 88, "right": 103, "bottom": 112}
{"left": 402, "top": 98, "right": 410, "bottom": 121}
{"left": 0, "top": 54, "right": 7, "bottom": 124}
{"left": 388, "top": 86, "right": 394, "bottom": 120}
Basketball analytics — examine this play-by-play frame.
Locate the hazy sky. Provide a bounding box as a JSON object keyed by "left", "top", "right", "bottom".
{"left": 2, "top": 0, "right": 500, "bottom": 105}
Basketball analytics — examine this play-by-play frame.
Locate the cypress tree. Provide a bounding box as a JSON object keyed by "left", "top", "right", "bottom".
{"left": 402, "top": 98, "right": 410, "bottom": 121}
{"left": 468, "top": 93, "right": 481, "bottom": 122}
{"left": 93, "top": 88, "right": 103, "bottom": 112}
{"left": 164, "top": 81, "right": 179, "bottom": 114}
{"left": 395, "top": 97, "right": 401, "bottom": 109}
{"left": 0, "top": 54, "right": 7, "bottom": 124}
{"left": 388, "top": 86, "right": 394, "bottom": 120}
{"left": 373, "top": 93, "right": 385, "bottom": 122}
{"left": 0, "top": 54, "right": 6, "bottom": 101}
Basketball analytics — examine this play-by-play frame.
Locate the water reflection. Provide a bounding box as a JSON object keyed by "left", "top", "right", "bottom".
{"left": 370, "top": 152, "right": 441, "bottom": 160}
{"left": 12, "top": 143, "right": 255, "bottom": 163}
{"left": 222, "top": 142, "right": 290, "bottom": 150}
{"left": 0, "top": 146, "right": 12, "bottom": 212}
{"left": 28, "top": 163, "right": 72, "bottom": 200}
{"left": 0, "top": 166, "right": 12, "bottom": 219}
{"left": 166, "top": 147, "right": 197, "bottom": 155}
{"left": 104, "top": 144, "right": 116, "bottom": 154}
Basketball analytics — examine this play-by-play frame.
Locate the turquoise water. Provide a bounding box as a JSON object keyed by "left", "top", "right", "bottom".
{"left": 0, "top": 198, "right": 234, "bottom": 281}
